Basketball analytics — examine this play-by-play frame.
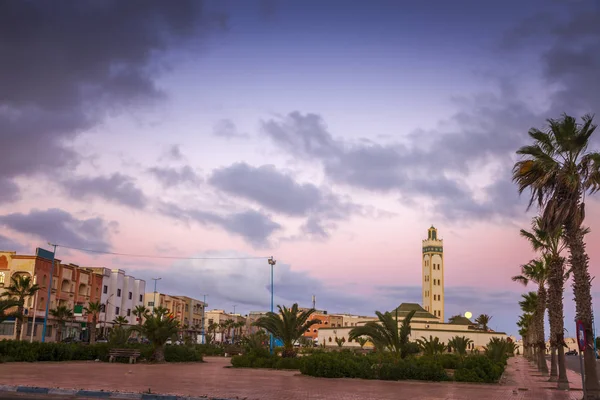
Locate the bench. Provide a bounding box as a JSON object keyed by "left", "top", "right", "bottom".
{"left": 109, "top": 348, "right": 141, "bottom": 364}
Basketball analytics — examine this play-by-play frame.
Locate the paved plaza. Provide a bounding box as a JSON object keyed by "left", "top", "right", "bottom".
{"left": 0, "top": 356, "right": 586, "bottom": 399}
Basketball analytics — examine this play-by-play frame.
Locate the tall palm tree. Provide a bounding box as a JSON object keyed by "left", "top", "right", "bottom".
{"left": 112, "top": 316, "right": 128, "bottom": 327}
{"left": 207, "top": 322, "right": 219, "bottom": 344}
{"left": 349, "top": 310, "right": 416, "bottom": 358}
{"left": 49, "top": 305, "right": 74, "bottom": 342}
{"left": 84, "top": 301, "right": 101, "bottom": 344}
{"left": 132, "top": 305, "right": 149, "bottom": 327}
{"left": 0, "top": 298, "right": 20, "bottom": 324}
{"left": 416, "top": 335, "right": 446, "bottom": 356}
{"left": 520, "top": 216, "right": 570, "bottom": 388}
{"left": 513, "top": 113, "right": 600, "bottom": 396}
{"left": 512, "top": 258, "right": 549, "bottom": 374}
{"left": 519, "top": 292, "right": 538, "bottom": 362}
{"left": 131, "top": 306, "right": 179, "bottom": 362}
{"left": 475, "top": 314, "right": 492, "bottom": 331}
{"left": 252, "top": 303, "right": 321, "bottom": 358}
{"left": 2, "top": 274, "right": 39, "bottom": 340}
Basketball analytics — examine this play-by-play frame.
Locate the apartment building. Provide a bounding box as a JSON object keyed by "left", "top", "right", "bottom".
{"left": 204, "top": 309, "right": 247, "bottom": 343}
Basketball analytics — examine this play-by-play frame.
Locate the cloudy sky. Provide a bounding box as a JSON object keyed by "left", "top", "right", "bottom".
{"left": 2, "top": 0, "right": 600, "bottom": 336}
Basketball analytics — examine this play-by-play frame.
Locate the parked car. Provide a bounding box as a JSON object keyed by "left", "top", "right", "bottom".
{"left": 566, "top": 349, "right": 578, "bottom": 356}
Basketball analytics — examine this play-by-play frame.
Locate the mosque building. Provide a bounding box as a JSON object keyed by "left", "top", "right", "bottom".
{"left": 317, "top": 226, "right": 509, "bottom": 350}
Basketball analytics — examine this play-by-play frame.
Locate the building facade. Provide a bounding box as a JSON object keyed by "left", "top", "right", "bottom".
{"left": 422, "top": 226, "right": 444, "bottom": 321}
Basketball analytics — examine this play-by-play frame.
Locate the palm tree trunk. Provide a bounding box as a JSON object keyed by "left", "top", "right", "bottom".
{"left": 153, "top": 344, "right": 165, "bottom": 362}
{"left": 549, "top": 347, "right": 557, "bottom": 381}
{"left": 565, "top": 225, "right": 600, "bottom": 398}
{"left": 56, "top": 325, "right": 63, "bottom": 342}
{"left": 547, "top": 254, "right": 569, "bottom": 389}
{"left": 15, "top": 305, "right": 24, "bottom": 340}
{"left": 537, "top": 287, "right": 549, "bottom": 374}
{"left": 90, "top": 316, "right": 97, "bottom": 345}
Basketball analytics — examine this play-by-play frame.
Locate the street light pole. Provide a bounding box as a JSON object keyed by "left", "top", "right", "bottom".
{"left": 41, "top": 243, "right": 57, "bottom": 343}
{"left": 268, "top": 257, "right": 276, "bottom": 355}
{"left": 201, "top": 294, "right": 207, "bottom": 345}
{"left": 152, "top": 278, "right": 161, "bottom": 312}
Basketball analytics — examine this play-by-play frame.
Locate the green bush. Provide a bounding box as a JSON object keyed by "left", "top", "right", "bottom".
{"left": 438, "top": 353, "right": 462, "bottom": 369}
{"left": 0, "top": 340, "right": 202, "bottom": 363}
{"left": 195, "top": 344, "right": 224, "bottom": 356}
{"left": 454, "top": 355, "right": 504, "bottom": 383}
{"left": 230, "top": 352, "right": 303, "bottom": 370}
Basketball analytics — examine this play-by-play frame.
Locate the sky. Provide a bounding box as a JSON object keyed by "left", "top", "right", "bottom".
{"left": 2, "top": 0, "right": 600, "bottom": 337}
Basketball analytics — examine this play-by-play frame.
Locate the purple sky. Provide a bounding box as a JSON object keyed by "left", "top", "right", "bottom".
{"left": 2, "top": 0, "right": 600, "bottom": 336}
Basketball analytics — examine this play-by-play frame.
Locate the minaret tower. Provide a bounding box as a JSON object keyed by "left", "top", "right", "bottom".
{"left": 422, "top": 226, "right": 444, "bottom": 321}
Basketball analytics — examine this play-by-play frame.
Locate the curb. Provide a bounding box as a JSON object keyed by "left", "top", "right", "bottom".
{"left": 0, "top": 385, "right": 235, "bottom": 400}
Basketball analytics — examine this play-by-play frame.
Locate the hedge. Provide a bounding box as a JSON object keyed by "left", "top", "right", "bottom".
{"left": 0, "top": 340, "right": 203, "bottom": 363}
{"left": 231, "top": 351, "right": 304, "bottom": 370}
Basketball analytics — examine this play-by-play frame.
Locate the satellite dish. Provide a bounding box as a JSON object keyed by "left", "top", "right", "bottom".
{"left": 464, "top": 311, "right": 473, "bottom": 319}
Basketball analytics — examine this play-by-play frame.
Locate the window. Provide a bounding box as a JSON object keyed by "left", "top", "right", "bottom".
{"left": 103, "top": 285, "right": 108, "bottom": 294}
{"left": 117, "top": 289, "right": 121, "bottom": 297}
{"left": 42, "top": 275, "right": 47, "bottom": 286}
{"left": 45, "top": 326, "right": 52, "bottom": 337}
{"left": 115, "top": 307, "right": 120, "bottom": 315}
{"left": 148, "top": 301, "right": 154, "bottom": 307}
{"left": 0, "top": 322, "right": 14, "bottom": 335}
{"left": 128, "top": 292, "right": 132, "bottom": 300}
{"left": 139, "top": 294, "right": 143, "bottom": 302}
{"left": 127, "top": 309, "right": 131, "bottom": 316}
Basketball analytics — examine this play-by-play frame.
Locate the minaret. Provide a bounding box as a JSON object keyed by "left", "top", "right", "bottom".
{"left": 422, "top": 226, "right": 444, "bottom": 321}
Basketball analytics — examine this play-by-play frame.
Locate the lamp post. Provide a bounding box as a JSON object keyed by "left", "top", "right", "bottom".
{"left": 102, "top": 294, "right": 114, "bottom": 338}
{"left": 41, "top": 243, "right": 57, "bottom": 343}
{"left": 233, "top": 305, "right": 237, "bottom": 314}
{"left": 152, "top": 278, "right": 161, "bottom": 312}
{"left": 29, "top": 275, "right": 38, "bottom": 343}
{"left": 201, "top": 294, "right": 207, "bottom": 345}
{"left": 268, "top": 257, "right": 276, "bottom": 355}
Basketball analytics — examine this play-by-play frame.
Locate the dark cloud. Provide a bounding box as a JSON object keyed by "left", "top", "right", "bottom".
{"left": 213, "top": 119, "right": 247, "bottom": 139}
{"left": 0, "top": 208, "right": 112, "bottom": 251}
{"left": 164, "top": 145, "right": 184, "bottom": 162}
{"left": 159, "top": 203, "right": 281, "bottom": 248}
{"left": 209, "top": 162, "right": 362, "bottom": 237}
{"left": 0, "top": 178, "right": 20, "bottom": 204}
{"left": 149, "top": 166, "right": 202, "bottom": 188}
{"left": 0, "top": 1, "right": 225, "bottom": 198}
{"left": 61, "top": 174, "right": 148, "bottom": 209}
{"left": 261, "top": 106, "right": 535, "bottom": 223}
{"left": 0, "top": 234, "right": 26, "bottom": 252}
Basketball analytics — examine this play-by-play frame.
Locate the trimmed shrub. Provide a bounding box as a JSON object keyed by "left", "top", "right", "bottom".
{"left": 230, "top": 352, "right": 303, "bottom": 370}
{"left": 195, "top": 344, "right": 224, "bottom": 356}
{"left": 438, "top": 353, "right": 462, "bottom": 369}
{"left": 454, "top": 355, "right": 504, "bottom": 383}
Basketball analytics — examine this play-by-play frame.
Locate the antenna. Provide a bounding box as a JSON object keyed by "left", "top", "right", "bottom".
{"left": 312, "top": 294, "right": 316, "bottom": 310}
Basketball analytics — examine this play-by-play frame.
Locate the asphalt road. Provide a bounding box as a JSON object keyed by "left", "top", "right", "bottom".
{"left": 556, "top": 354, "right": 600, "bottom": 381}
{"left": 0, "top": 394, "right": 96, "bottom": 400}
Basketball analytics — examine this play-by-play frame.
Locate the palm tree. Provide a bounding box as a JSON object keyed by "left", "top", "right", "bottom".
{"left": 252, "top": 303, "right": 321, "bottom": 358}
{"left": 448, "top": 336, "right": 473, "bottom": 358}
{"left": 335, "top": 337, "right": 345, "bottom": 347}
{"left": 357, "top": 337, "right": 369, "bottom": 349}
{"left": 512, "top": 258, "right": 549, "bottom": 374}
{"left": 416, "top": 335, "right": 446, "bottom": 356}
{"left": 513, "top": 113, "right": 600, "bottom": 396}
{"left": 208, "top": 321, "right": 219, "bottom": 344}
{"left": 49, "top": 305, "right": 74, "bottom": 342}
{"left": 475, "top": 314, "right": 492, "bottom": 331}
{"left": 84, "top": 301, "right": 101, "bottom": 344}
{"left": 130, "top": 306, "right": 179, "bottom": 362}
{"left": 132, "top": 305, "right": 149, "bottom": 327}
{"left": 349, "top": 310, "right": 416, "bottom": 358}
{"left": 0, "top": 298, "right": 20, "bottom": 324}
{"left": 2, "top": 274, "right": 39, "bottom": 340}
{"left": 448, "top": 314, "right": 462, "bottom": 324}
{"left": 112, "top": 316, "right": 128, "bottom": 327}
{"left": 520, "top": 217, "right": 570, "bottom": 388}
{"left": 519, "top": 292, "right": 538, "bottom": 362}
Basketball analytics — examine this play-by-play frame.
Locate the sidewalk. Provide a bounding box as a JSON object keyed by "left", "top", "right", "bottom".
{"left": 0, "top": 356, "right": 583, "bottom": 400}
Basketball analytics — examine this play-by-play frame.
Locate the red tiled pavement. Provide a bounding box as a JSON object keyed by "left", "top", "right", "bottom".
{"left": 0, "top": 356, "right": 583, "bottom": 399}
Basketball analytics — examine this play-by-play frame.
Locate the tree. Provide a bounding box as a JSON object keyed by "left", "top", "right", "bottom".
{"left": 349, "top": 310, "right": 416, "bottom": 358}
{"left": 84, "top": 301, "right": 101, "bottom": 345}
{"left": 448, "top": 314, "right": 462, "bottom": 324}
{"left": 518, "top": 292, "right": 538, "bottom": 362}
{"left": 416, "top": 335, "right": 446, "bottom": 356}
{"left": 0, "top": 298, "right": 20, "bottom": 324}
{"left": 112, "top": 316, "right": 128, "bottom": 327}
{"left": 520, "top": 216, "right": 571, "bottom": 388}
{"left": 448, "top": 336, "right": 473, "bottom": 358}
{"left": 130, "top": 306, "right": 179, "bottom": 362}
{"left": 132, "top": 305, "right": 149, "bottom": 327}
{"left": 49, "top": 305, "right": 74, "bottom": 342}
{"left": 513, "top": 113, "right": 600, "bottom": 396}
{"left": 252, "top": 303, "right": 321, "bottom": 358}
{"left": 335, "top": 337, "right": 345, "bottom": 347}
{"left": 357, "top": 337, "right": 369, "bottom": 349}
{"left": 207, "top": 322, "right": 219, "bottom": 344}
{"left": 512, "top": 258, "right": 549, "bottom": 374}
{"left": 475, "top": 314, "right": 492, "bottom": 331}
{"left": 2, "top": 274, "right": 39, "bottom": 340}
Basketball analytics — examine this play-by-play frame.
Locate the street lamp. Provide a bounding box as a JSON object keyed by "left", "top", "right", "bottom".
{"left": 152, "top": 278, "right": 161, "bottom": 312}
{"left": 41, "top": 243, "right": 57, "bottom": 343}
{"left": 233, "top": 305, "right": 237, "bottom": 314}
{"left": 268, "top": 257, "right": 276, "bottom": 355}
{"left": 102, "top": 293, "right": 114, "bottom": 337}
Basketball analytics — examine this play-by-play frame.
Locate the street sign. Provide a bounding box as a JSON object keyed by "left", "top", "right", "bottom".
{"left": 577, "top": 320, "right": 586, "bottom": 351}
{"left": 35, "top": 247, "right": 54, "bottom": 261}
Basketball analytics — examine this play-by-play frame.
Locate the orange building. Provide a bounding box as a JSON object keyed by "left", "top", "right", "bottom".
{"left": 303, "top": 313, "right": 343, "bottom": 340}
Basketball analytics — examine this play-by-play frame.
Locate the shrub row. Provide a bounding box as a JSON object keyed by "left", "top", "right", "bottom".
{"left": 231, "top": 351, "right": 304, "bottom": 370}
{"left": 0, "top": 340, "right": 203, "bottom": 363}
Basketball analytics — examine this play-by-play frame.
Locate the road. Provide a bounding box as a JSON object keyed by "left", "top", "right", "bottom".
{"left": 0, "top": 394, "right": 95, "bottom": 400}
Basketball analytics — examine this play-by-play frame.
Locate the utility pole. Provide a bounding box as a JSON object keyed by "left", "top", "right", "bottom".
{"left": 268, "top": 257, "right": 276, "bottom": 355}
{"left": 41, "top": 243, "right": 57, "bottom": 343}
{"left": 152, "top": 278, "right": 161, "bottom": 312}
{"left": 201, "top": 294, "right": 207, "bottom": 345}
